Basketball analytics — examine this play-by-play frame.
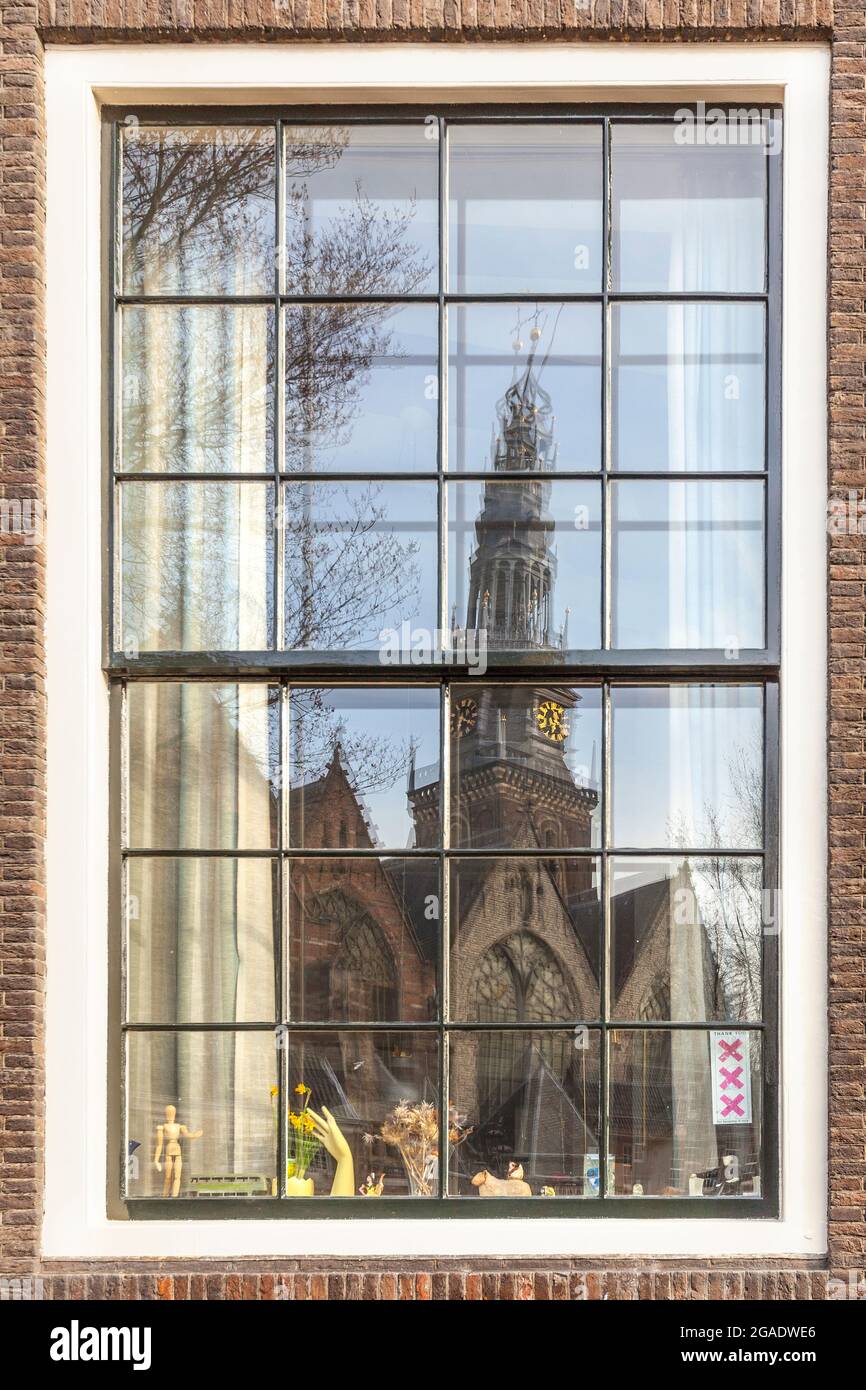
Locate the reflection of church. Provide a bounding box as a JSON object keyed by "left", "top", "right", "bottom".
{"left": 128, "top": 336, "right": 758, "bottom": 1200}
{"left": 292, "top": 341, "right": 760, "bottom": 1196}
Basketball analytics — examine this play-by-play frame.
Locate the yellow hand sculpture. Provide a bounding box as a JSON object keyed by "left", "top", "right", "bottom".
{"left": 308, "top": 1106, "right": 355, "bottom": 1198}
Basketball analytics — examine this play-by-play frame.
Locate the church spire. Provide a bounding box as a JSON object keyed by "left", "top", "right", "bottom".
{"left": 465, "top": 319, "right": 560, "bottom": 652}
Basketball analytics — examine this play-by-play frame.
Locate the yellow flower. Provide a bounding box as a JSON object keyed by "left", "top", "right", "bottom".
{"left": 270, "top": 1085, "right": 278, "bottom": 1098}
{"left": 294, "top": 1083, "right": 310, "bottom": 1096}
{"left": 289, "top": 1112, "right": 303, "bottom": 1131}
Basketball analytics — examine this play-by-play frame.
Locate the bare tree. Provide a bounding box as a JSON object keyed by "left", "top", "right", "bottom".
{"left": 669, "top": 735, "right": 764, "bottom": 1020}
{"left": 120, "top": 124, "right": 433, "bottom": 793}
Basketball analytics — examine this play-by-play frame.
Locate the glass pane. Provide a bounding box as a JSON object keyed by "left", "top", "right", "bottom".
{"left": 448, "top": 480, "right": 601, "bottom": 652}
{"left": 610, "top": 857, "right": 764, "bottom": 1022}
{"left": 611, "top": 121, "right": 767, "bottom": 292}
{"left": 125, "top": 1031, "right": 277, "bottom": 1199}
{"left": 288, "top": 857, "right": 439, "bottom": 1021}
{"left": 119, "top": 481, "right": 273, "bottom": 652}
{"left": 126, "top": 683, "right": 279, "bottom": 850}
{"left": 448, "top": 124, "right": 603, "bottom": 293}
{"left": 119, "top": 306, "right": 273, "bottom": 474}
{"left": 611, "top": 480, "right": 765, "bottom": 650}
{"left": 121, "top": 125, "right": 275, "bottom": 295}
{"left": 285, "top": 302, "right": 438, "bottom": 474}
{"left": 611, "top": 302, "right": 765, "bottom": 473}
{"left": 450, "top": 857, "right": 601, "bottom": 1023}
{"left": 608, "top": 1028, "right": 763, "bottom": 1197}
{"left": 282, "top": 481, "right": 437, "bottom": 652}
{"left": 448, "top": 302, "right": 602, "bottom": 473}
{"left": 288, "top": 686, "right": 440, "bottom": 849}
{"left": 450, "top": 685, "right": 602, "bottom": 850}
{"left": 284, "top": 1031, "right": 439, "bottom": 1197}
{"left": 611, "top": 685, "right": 763, "bottom": 850}
{"left": 126, "top": 858, "right": 277, "bottom": 1024}
{"left": 450, "top": 1029, "right": 601, "bottom": 1196}
{"left": 284, "top": 124, "right": 438, "bottom": 296}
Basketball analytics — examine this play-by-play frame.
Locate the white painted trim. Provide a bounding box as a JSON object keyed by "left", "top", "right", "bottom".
{"left": 44, "top": 41, "right": 829, "bottom": 1259}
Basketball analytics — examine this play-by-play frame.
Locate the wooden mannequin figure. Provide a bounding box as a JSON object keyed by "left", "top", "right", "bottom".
{"left": 153, "top": 1103, "right": 203, "bottom": 1198}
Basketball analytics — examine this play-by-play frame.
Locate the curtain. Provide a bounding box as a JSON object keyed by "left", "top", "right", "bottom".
{"left": 124, "top": 291, "right": 276, "bottom": 1195}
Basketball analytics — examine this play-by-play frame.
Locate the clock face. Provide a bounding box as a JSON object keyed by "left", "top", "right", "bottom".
{"left": 451, "top": 697, "right": 478, "bottom": 738}
{"left": 535, "top": 699, "right": 569, "bottom": 743}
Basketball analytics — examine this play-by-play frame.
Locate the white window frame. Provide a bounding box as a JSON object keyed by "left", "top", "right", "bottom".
{"left": 44, "top": 40, "right": 829, "bottom": 1259}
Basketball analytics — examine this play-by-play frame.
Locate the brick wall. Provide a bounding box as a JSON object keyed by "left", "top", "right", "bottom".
{"left": 1, "top": 1, "right": 863, "bottom": 1299}
{"left": 30, "top": 1260, "right": 842, "bottom": 1300}
{"left": 0, "top": 1, "right": 45, "bottom": 1274}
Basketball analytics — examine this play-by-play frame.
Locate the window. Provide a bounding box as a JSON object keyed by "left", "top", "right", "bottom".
{"left": 112, "top": 107, "right": 779, "bottom": 1212}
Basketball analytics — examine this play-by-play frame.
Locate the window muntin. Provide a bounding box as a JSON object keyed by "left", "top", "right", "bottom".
{"left": 121, "top": 125, "right": 276, "bottom": 295}
{"left": 118, "top": 304, "right": 275, "bottom": 475}
{"left": 283, "top": 124, "right": 439, "bottom": 297}
{"left": 447, "top": 124, "right": 604, "bottom": 294}
{"left": 112, "top": 108, "right": 779, "bottom": 1213}
{"left": 125, "top": 857, "right": 279, "bottom": 1025}
{"left": 611, "top": 481, "right": 765, "bottom": 650}
{"left": 448, "top": 302, "right": 602, "bottom": 473}
{"left": 284, "top": 302, "right": 439, "bottom": 475}
{"left": 610, "top": 123, "right": 767, "bottom": 293}
{"left": 610, "top": 301, "right": 766, "bottom": 474}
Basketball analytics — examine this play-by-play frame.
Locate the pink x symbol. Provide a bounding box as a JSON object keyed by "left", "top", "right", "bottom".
{"left": 719, "top": 1039, "right": 743, "bottom": 1062}
{"left": 721, "top": 1094, "right": 745, "bottom": 1118}
{"left": 720, "top": 1066, "right": 743, "bottom": 1090}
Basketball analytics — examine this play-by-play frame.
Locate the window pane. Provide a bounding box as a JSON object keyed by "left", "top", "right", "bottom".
{"left": 611, "top": 480, "right": 765, "bottom": 650}
{"left": 448, "top": 480, "right": 601, "bottom": 652}
{"left": 608, "top": 1028, "right": 763, "bottom": 1197}
{"left": 611, "top": 122, "right": 766, "bottom": 292}
{"left": 126, "top": 858, "right": 277, "bottom": 1024}
{"left": 448, "top": 124, "right": 603, "bottom": 293}
{"left": 121, "top": 125, "right": 275, "bottom": 295}
{"left": 450, "top": 1029, "right": 601, "bottom": 1196}
{"left": 284, "top": 1031, "right": 439, "bottom": 1196}
{"left": 450, "top": 685, "right": 602, "bottom": 850}
{"left": 450, "top": 857, "right": 601, "bottom": 1023}
{"left": 288, "top": 686, "right": 440, "bottom": 849}
{"left": 611, "top": 686, "right": 763, "bottom": 850}
{"left": 288, "top": 858, "right": 439, "bottom": 1021}
{"left": 285, "top": 302, "right": 438, "bottom": 474}
{"left": 610, "top": 857, "right": 764, "bottom": 1023}
{"left": 119, "top": 306, "right": 273, "bottom": 475}
{"left": 448, "top": 302, "right": 602, "bottom": 473}
{"left": 612, "top": 302, "right": 765, "bottom": 473}
{"left": 282, "top": 481, "right": 437, "bottom": 652}
{"left": 125, "top": 1031, "right": 277, "bottom": 1198}
{"left": 284, "top": 124, "right": 438, "bottom": 296}
{"left": 126, "top": 683, "right": 279, "bottom": 850}
{"left": 119, "top": 481, "right": 273, "bottom": 653}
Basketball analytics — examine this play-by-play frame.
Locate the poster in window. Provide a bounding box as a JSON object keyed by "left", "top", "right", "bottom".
{"left": 710, "top": 1029, "right": 753, "bottom": 1126}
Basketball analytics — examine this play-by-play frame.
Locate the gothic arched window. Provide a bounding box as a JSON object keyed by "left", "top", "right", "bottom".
{"left": 472, "top": 930, "right": 573, "bottom": 1024}
{"left": 471, "top": 931, "right": 575, "bottom": 1116}
{"left": 312, "top": 888, "right": 398, "bottom": 1022}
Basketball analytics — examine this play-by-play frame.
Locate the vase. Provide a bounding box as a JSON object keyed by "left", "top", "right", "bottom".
{"left": 286, "top": 1175, "right": 315, "bottom": 1197}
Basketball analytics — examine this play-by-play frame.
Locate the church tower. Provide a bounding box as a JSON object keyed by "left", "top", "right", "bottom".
{"left": 411, "top": 322, "right": 598, "bottom": 866}
{"left": 462, "top": 326, "right": 568, "bottom": 654}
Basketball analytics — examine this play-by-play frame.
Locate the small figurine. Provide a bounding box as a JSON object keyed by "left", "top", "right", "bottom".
{"left": 539, "top": 1185, "right": 556, "bottom": 1198}
{"left": 471, "top": 1168, "right": 532, "bottom": 1197}
{"left": 359, "top": 1172, "right": 385, "bottom": 1197}
{"left": 507, "top": 1162, "right": 525, "bottom": 1181}
{"left": 153, "top": 1104, "right": 203, "bottom": 1198}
